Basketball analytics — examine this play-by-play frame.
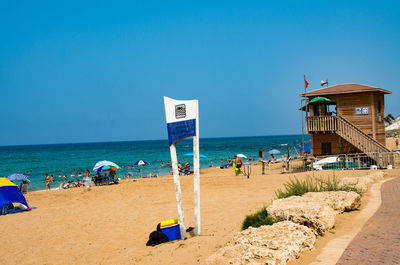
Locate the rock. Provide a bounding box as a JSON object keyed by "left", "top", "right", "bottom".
{"left": 205, "top": 221, "right": 316, "bottom": 265}
{"left": 302, "top": 191, "right": 361, "bottom": 212}
{"left": 266, "top": 191, "right": 362, "bottom": 235}
{"left": 339, "top": 171, "right": 384, "bottom": 192}
{"left": 339, "top": 177, "right": 368, "bottom": 192}
{"left": 266, "top": 196, "right": 336, "bottom": 235}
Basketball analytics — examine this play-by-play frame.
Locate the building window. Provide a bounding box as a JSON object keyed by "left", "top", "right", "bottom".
{"left": 321, "top": 142, "right": 332, "bottom": 155}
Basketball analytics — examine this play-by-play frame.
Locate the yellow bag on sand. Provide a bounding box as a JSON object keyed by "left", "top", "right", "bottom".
{"left": 160, "top": 218, "right": 179, "bottom": 227}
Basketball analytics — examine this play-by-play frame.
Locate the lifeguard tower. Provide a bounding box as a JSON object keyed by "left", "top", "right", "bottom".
{"left": 300, "top": 83, "right": 394, "bottom": 167}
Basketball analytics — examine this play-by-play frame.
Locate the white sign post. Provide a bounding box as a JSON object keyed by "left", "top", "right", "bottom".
{"left": 164, "top": 96, "right": 201, "bottom": 238}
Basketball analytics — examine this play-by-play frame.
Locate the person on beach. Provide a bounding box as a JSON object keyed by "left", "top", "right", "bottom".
{"left": 19, "top": 180, "right": 29, "bottom": 194}
{"left": 183, "top": 162, "right": 191, "bottom": 175}
{"left": 93, "top": 172, "right": 101, "bottom": 186}
{"left": 109, "top": 169, "right": 116, "bottom": 181}
{"left": 45, "top": 173, "right": 51, "bottom": 191}
{"left": 83, "top": 170, "right": 92, "bottom": 190}
{"left": 50, "top": 174, "right": 55, "bottom": 183}
{"left": 58, "top": 173, "right": 62, "bottom": 178}
{"left": 161, "top": 162, "right": 164, "bottom": 167}
{"left": 76, "top": 179, "right": 84, "bottom": 187}
{"left": 233, "top": 155, "right": 243, "bottom": 176}
{"left": 178, "top": 162, "right": 182, "bottom": 174}
{"left": 71, "top": 172, "right": 75, "bottom": 178}
{"left": 59, "top": 179, "right": 65, "bottom": 189}
{"left": 396, "top": 138, "right": 399, "bottom": 149}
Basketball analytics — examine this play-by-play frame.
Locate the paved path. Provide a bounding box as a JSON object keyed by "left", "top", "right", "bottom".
{"left": 336, "top": 177, "right": 400, "bottom": 265}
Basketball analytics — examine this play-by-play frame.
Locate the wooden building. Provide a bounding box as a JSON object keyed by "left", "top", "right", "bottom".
{"left": 300, "top": 83, "right": 392, "bottom": 157}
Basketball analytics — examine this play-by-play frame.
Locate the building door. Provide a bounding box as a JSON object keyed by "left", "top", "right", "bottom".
{"left": 321, "top": 142, "right": 332, "bottom": 155}
{"left": 313, "top": 105, "right": 320, "bottom": 116}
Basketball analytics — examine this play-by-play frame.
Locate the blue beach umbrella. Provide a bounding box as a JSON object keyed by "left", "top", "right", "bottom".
{"left": 268, "top": 149, "right": 281, "bottom": 155}
{"left": 184, "top": 153, "right": 209, "bottom": 159}
{"left": 134, "top": 160, "right": 150, "bottom": 166}
{"left": 7, "top": 174, "right": 29, "bottom": 182}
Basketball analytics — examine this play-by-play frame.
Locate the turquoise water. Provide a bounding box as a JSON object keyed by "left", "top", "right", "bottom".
{"left": 0, "top": 135, "right": 309, "bottom": 191}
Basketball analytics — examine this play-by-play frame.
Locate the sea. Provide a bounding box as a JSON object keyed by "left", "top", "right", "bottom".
{"left": 0, "top": 134, "right": 309, "bottom": 191}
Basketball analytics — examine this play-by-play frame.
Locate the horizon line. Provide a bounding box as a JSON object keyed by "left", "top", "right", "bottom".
{"left": 0, "top": 133, "right": 309, "bottom": 148}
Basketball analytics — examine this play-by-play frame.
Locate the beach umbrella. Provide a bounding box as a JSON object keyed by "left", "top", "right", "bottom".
{"left": 134, "top": 160, "right": 150, "bottom": 166}
{"left": 93, "top": 160, "right": 121, "bottom": 172}
{"left": 184, "top": 153, "right": 209, "bottom": 159}
{"left": 308, "top": 97, "right": 332, "bottom": 105}
{"left": 268, "top": 149, "right": 281, "bottom": 155}
{"left": 7, "top": 174, "right": 29, "bottom": 182}
{"left": 0, "top": 178, "right": 29, "bottom": 209}
{"left": 236, "top": 154, "right": 247, "bottom": 158}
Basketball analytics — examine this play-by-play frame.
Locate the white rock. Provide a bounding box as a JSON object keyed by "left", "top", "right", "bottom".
{"left": 205, "top": 221, "right": 316, "bottom": 265}
{"left": 339, "top": 171, "right": 384, "bottom": 192}
{"left": 302, "top": 191, "right": 361, "bottom": 212}
{"left": 267, "top": 197, "right": 336, "bottom": 236}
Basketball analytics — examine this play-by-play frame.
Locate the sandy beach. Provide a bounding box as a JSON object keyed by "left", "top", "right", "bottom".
{"left": 1, "top": 163, "right": 396, "bottom": 265}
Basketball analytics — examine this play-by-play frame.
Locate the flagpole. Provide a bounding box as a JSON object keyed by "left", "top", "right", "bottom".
{"left": 301, "top": 75, "right": 307, "bottom": 154}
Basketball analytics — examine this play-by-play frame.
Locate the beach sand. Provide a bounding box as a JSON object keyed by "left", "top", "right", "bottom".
{"left": 1, "top": 164, "right": 394, "bottom": 265}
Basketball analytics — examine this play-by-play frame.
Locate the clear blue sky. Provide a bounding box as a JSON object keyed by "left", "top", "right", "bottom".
{"left": 1, "top": 0, "right": 399, "bottom": 145}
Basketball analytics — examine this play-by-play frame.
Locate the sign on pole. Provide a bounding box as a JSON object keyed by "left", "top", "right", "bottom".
{"left": 164, "top": 96, "right": 201, "bottom": 237}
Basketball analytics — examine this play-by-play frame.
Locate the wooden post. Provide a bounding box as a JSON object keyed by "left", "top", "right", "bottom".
{"left": 193, "top": 103, "right": 201, "bottom": 236}
{"left": 262, "top": 161, "right": 265, "bottom": 175}
{"left": 169, "top": 144, "right": 187, "bottom": 239}
{"left": 260, "top": 150, "right": 265, "bottom": 175}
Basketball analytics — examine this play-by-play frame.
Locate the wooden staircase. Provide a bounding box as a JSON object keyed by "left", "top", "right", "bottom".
{"left": 335, "top": 116, "right": 390, "bottom": 154}
{"left": 306, "top": 115, "right": 393, "bottom": 167}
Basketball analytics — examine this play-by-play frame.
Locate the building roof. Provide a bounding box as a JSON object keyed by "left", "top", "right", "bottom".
{"left": 300, "top": 83, "right": 392, "bottom": 97}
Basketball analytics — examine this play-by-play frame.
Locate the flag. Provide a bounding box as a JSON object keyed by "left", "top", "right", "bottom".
{"left": 164, "top": 96, "right": 198, "bottom": 146}
{"left": 304, "top": 78, "right": 309, "bottom": 88}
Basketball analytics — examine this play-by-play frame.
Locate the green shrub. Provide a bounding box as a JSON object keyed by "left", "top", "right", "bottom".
{"left": 274, "top": 175, "right": 363, "bottom": 199}
{"left": 242, "top": 207, "right": 279, "bottom": 230}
